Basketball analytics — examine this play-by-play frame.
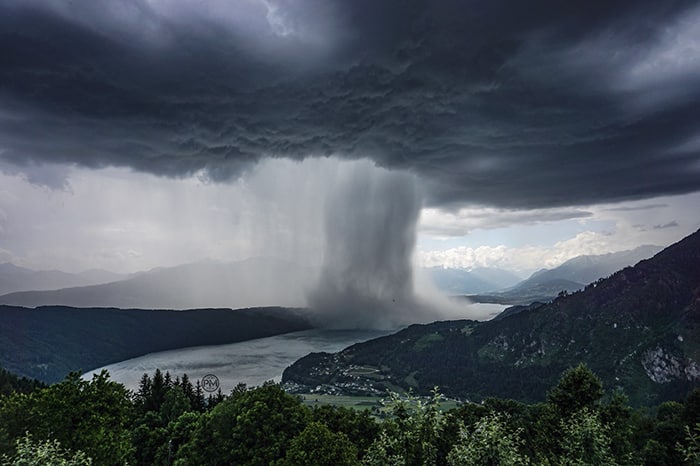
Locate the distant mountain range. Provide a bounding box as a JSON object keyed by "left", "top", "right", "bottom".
{"left": 424, "top": 267, "right": 522, "bottom": 294}
{"left": 466, "top": 245, "right": 663, "bottom": 304}
{"left": 0, "top": 263, "right": 125, "bottom": 296}
{"left": 282, "top": 231, "right": 700, "bottom": 406}
{"left": 0, "top": 305, "right": 313, "bottom": 383}
{"left": 1, "top": 246, "right": 661, "bottom": 310}
{"left": 0, "top": 258, "right": 314, "bottom": 310}
{"left": 514, "top": 244, "right": 663, "bottom": 291}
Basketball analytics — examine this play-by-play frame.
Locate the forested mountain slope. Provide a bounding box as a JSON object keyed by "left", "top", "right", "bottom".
{"left": 0, "top": 305, "right": 312, "bottom": 383}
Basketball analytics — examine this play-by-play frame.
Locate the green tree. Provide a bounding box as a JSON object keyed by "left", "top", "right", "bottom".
{"left": 527, "top": 403, "right": 562, "bottom": 465}
{"left": 159, "top": 412, "right": 199, "bottom": 466}
{"left": 678, "top": 422, "right": 700, "bottom": 466}
{"left": 641, "top": 401, "right": 686, "bottom": 465}
{"left": 0, "top": 368, "right": 45, "bottom": 397}
{"left": 642, "top": 438, "right": 670, "bottom": 465}
{"left": 160, "top": 386, "right": 191, "bottom": 423}
{"left": 548, "top": 364, "right": 603, "bottom": 417}
{"left": 446, "top": 413, "right": 530, "bottom": 466}
{"left": 131, "top": 409, "right": 173, "bottom": 466}
{"left": 360, "top": 430, "right": 405, "bottom": 466}
{"left": 282, "top": 421, "right": 359, "bottom": 466}
{"left": 599, "top": 390, "right": 635, "bottom": 465}
{"left": 311, "top": 405, "right": 379, "bottom": 457}
{"left": 192, "top": 380, "right": 205, "bottom": 412}
{"left": 560, "top": 408, "right": 616, "bottom": 466}
{"left": 150, "top": 369, "right": 167, "bottom": 413}
{"left": 130, "top": 371, "right": 204, "bottom": 465}
{"left": 178, "top": 374, "right": 203, "bottom": 412}
{"left": 683, "top": 389, "right": 700, "bottom": 426}
{"left": 175, "top": 382, "right": 309, "bottom": 466}
{"left": 1, "top": 434, "right": 92, "bottom": 466}
{"left": 0, "top": 371, "right": 132, "bottom": 466}
{"left": 442, "top": 403, "right": 490, "bottom": 466}
{"left": 134, "top": 373, "right": 152, "bottom": 414}
{"left": 363, "top": 389, "right": 446, "bottom": 466}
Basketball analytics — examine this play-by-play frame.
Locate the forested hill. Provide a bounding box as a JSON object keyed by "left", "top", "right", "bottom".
{"left": 0, "top": 366, "right": 45, "bottom": 396}
{"left": 0, "top": 305, "right": 313, "bottom": 383}
{"left": 283, "top": 229, "right": 700, "bottom": 406}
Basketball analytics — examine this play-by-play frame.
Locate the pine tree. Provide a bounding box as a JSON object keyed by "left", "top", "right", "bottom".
{"left": 135, "top": 373, "right": 152, "bottom": 413}
{"left": 164, "top": 371, "right": 173, "bottom": 390}
{"left": 150, "top": 369, "right": 167, "bottom": 413}
{"left": 180, "top": 374, "right": 197, "bottom": 410}
{"left": 193, "top": 380, "right": 205, "bottom": 412}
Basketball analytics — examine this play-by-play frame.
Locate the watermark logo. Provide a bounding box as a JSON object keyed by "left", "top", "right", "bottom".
{"left": 201, "top": 374, "right": 220, "bottom": 393}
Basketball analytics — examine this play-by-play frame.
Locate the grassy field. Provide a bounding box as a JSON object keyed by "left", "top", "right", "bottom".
{"left": 298, "top": 394, "right": 382, "bottom": 410}
{"left": 296, "top": 393, "right": 462, "bottom": 412}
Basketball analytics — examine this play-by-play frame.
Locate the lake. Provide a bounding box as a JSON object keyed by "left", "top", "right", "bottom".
{"left": 83, "top": 303, "right": 507, "bottom": 393}
{"left": 83, "top": 328, "right": 393, "bottom": 393}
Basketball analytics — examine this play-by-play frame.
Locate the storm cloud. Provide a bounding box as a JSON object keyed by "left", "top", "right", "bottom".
{"left": 1, "top": 0, "right": 699, "bottom": 208}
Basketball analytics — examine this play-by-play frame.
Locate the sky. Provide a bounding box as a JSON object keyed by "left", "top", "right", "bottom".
{"left": 1, "top": 0, "right": 699, "bottom": 280}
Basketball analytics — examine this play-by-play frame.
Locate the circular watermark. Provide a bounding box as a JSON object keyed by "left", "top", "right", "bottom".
{"left": 201, "top": 374, "right": 220, "bottom": 393}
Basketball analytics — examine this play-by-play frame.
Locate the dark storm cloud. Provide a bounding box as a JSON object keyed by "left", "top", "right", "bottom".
{"left": 1, "top": 0, "right": 699, "bottom": 206}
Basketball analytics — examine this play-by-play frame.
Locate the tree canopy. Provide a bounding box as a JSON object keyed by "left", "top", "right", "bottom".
{"left": 0, "top": 365, "right": 697, "bottom": 465}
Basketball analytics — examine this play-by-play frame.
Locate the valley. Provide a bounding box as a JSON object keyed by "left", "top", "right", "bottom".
{"left": 0, "top": 233, "right": 694, "bottom": 407}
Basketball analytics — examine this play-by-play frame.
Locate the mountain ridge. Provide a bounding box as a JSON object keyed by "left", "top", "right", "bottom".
{"left": 0, "top": 258, "right": 315, "bottom": 310}
{"left": 0, "top": 262, "right": 126, "bottom": 296}
{"left": 511, "top": 244, "right": 663, "bottom": 292}
{"left": 467, "top": 244, "right": 663, "bottom": 304}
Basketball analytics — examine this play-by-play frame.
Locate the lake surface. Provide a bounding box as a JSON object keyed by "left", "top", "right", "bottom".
{"left": 83, "top": 328, "right": 393, "bottom": 393}
{"left": 83, "top": 303, "right": 507, "bottom": 393}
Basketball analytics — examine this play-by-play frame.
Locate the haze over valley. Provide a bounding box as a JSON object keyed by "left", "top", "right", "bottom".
{"left": 0, "top": 243, "right": 664, "bottom": 321}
